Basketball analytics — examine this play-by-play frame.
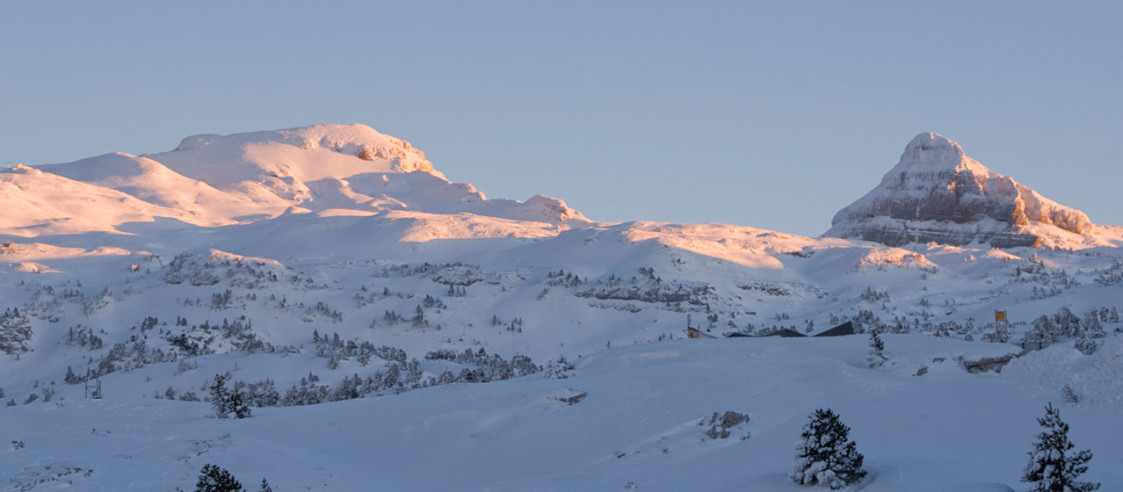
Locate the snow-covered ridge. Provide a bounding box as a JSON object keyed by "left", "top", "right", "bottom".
{"left": 824, "top": 132, "right": 1114, "bottom": 249}
{"left": 15, "top": 124, "right": 587, "bottom": 238}
{"left": 169, "top": 123, "right": 441, "bottom": 182}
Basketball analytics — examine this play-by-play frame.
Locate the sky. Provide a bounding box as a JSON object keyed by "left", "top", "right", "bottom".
{"left": 2, "top": 1, "right": 1120, "bottom": 237}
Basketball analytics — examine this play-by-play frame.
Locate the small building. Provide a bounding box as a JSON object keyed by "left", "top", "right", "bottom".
{"left": 813, "top": 321, "right": 855, "bottom": 337}
{"left": 686, "top": 327, "right": 717, "bottom": 339}
{"left": 761, "top": 328, "right": 807, "bottom": 338}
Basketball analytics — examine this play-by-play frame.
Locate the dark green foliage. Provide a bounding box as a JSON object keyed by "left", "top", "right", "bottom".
{"left": 209, "top": 374, "right": 251, "bottom": 419}
{"left": 195, "top": 464, "right": 244, "bottom": 492}
{"left": 1022, "top": 403, "right": 1100, "bottom": 491}
{"left": 0, "top": 308, "right": 32, "bottom": 355}
{"left": 792, "top": 408, "right": 867, "bottom": 489}
{"left": 701, "top": 411, "right": 750, "bottom": 440}
{"left": 867, "top": 331, "right": 886, "bottom": 368}
{"left": 64, "top": 366, "right": 81, "bottom": 384}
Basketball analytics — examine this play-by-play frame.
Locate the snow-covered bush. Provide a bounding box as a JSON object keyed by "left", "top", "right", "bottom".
{"left": 1022, "top": 402, "right": 1099, "bottom": 491}
{"left": 700, "top": 411, "right": 750, "bottom": 440}
{"left": 1081, "top": 311, "right": 1105, "bottom": 339}
{"left": 791, "top": 408, "right": 867, "bottom": 489}
{"left": 543, "top": 356, "right": 576, "bottom": 379}
{"left": 0, "top": 308, "right": 32, "bottom": 355}
{"left": 1074, "top": 335, "right": 1099, "bottom": 355}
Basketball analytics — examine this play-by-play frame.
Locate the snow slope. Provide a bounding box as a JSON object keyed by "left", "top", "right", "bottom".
{"left": 4, "top": 337, "right": 1120, "bottom": 491}
{"left": 0, "top": 164, "right": 204, "bottom": 236}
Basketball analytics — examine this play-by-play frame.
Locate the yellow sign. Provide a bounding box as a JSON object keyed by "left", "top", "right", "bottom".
{"left": 995, "top": 311, "right": 1006, "bottom": 321}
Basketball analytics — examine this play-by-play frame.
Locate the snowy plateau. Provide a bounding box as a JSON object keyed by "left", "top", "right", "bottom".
{"left": 2, "top": 124, "right": 1122, "bottom": 491}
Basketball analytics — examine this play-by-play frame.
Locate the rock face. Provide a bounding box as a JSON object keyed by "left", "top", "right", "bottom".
{"left": 824, "top": 133, "right": 1093, "bottom": 248}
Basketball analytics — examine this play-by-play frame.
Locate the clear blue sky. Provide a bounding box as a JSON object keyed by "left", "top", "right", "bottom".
{"left": 3, "top": 1, "right": 1120, "bottom": 236}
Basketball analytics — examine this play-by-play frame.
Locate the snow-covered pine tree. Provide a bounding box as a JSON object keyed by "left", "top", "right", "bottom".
{"left": 1022, "top": 402, "right": 1100, "bottom": 491}
{"left": 259, "top": 478, "right": 273, "bottom": 492}
{"left": 229, "top": 390, "right": 252, "bottom": 419}
{"left": 866, "top": 331, "right": 886, "bottom": 368}
{"left": 64, "top": 366, "right": 80, "bottom": 384}
{"left": 195, "top": 464, "right": 244, "bottom": 492}
{"left": 209, "top": 374, "right": 251, "bottom": 419}
{"left": 791, "top": 408, "right": 867, "bottom": 489}
{"left": 0, "top": 308, "right": 32, "bottom": 355}
{"left": 1081, "top": 311, "right": 1105, "bottom": 339}
{"left": 209, "top": 374, "right": 232, "bottom": 418}
{"left": 1074, "top": 334, "right": 1098, "bottom": 355}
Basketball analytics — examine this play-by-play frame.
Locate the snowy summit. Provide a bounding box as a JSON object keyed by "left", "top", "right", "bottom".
{"left": 824, "top": 132, "right": 1108, "bottom": 248}
{"left": 5, "top": 124, "right": 587, "bottom": 238}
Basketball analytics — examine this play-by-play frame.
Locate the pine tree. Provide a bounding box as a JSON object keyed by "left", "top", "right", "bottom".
{"left": 64, "top": 366, "right": 80, "bottom": 384}
{"left": 196, "top": 464, "right": 244, "bottom": 492}
{"left": 209, "top": 374, "right": 232, "bottom": 418}
{"left": 230, "top": 390, "right": 252, "bottom": 419}
{"left": 790, "top": 406, "right": 866, "bottom": 487}
{"left": 259, "top": 478, "right": 273, "bottom": 492}
{"left": 1074, "top": 335, "right": 1098, "bottom": 356}
{"left": 792, "top": 408, "right": 867, "bottom": 489}
{"left": 1081, "top": 311, "right": 1105, "bottom": 339}
{"left": 866, "top": 331, "right": 886, "bottom": 368}
{"left": 209, "top": 374, "right": 251, "bottom": 419}
{"left": 1022, "top": 403, "right": 1100, "bottom": 491}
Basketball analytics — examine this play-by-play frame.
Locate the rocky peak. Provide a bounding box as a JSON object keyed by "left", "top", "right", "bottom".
{"left": 823, "top": 133, "right": 1094, "bottom": 248}
{"left": 900, "top": 132, "right": 967, "bottom": 168}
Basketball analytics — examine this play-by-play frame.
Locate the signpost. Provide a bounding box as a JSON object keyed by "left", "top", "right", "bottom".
{"left": 995, "top": 310, "right": 1009, "bottom": 342}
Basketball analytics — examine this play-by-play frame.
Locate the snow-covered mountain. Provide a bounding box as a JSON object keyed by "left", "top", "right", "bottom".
{"left": 2, "top": 125, "right": 1122, "bottom": 490}
{"left": 824, "top": 132, "right": 1120, "bottom": 249}
{"left": 15, "top": 124, "right": 587, "bottom": 238}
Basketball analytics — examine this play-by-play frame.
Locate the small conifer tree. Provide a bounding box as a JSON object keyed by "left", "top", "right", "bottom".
{"left": 209, "top": 374, "right": 251, "bottom": 419}
{"left": 866, "top": 331, "right": 886, "bottom": 368}
{"left": 792, "top": 408, "right": 867, "bottom": 489}
{"left": 196, "top": 464, "right": 244, "bottom": 492}
{"left": 64, "top": 366, "right": 80, "bottom": 384}
{"left": 1073, "top": 335, "right": 1098, "bottom": 355}
{"left": 1022, "top": 403, "right": 1100, "bottom": 491}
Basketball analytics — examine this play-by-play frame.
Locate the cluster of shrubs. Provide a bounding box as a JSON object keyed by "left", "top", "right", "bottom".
{"left": 169, "top": 345, "right": 543, "bottom": 409}
{"left": 166, "top": 316, "right": 274, "bottom": 357}
{"left": 574, "top": 268, "right": 714, "bottom": 306}
{"left": 700, "top": 411, "right": 750, "bottom": 440}
{"left": 313, "top": 330, "right": 404, "bottom": 368}
{"left": 424, "top": 347, "right": 539, "bottom": 382}
{"left": 0, "top": 307, "right": 32, "bottom": 355}
{"left": 1023, "top": 306, "right": 1112, "bottom": 353}
{"left": 164, "top": 252, "right": 280, "bottom": 288}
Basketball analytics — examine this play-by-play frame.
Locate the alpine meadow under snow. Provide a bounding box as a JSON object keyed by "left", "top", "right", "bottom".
{"left": 2, "top": 124, "right": 1122, "bottom": 491}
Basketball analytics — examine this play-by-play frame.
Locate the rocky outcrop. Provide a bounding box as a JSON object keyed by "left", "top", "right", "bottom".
{"left": 824, "top": 133, "right": 1093, "bottom": 248}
